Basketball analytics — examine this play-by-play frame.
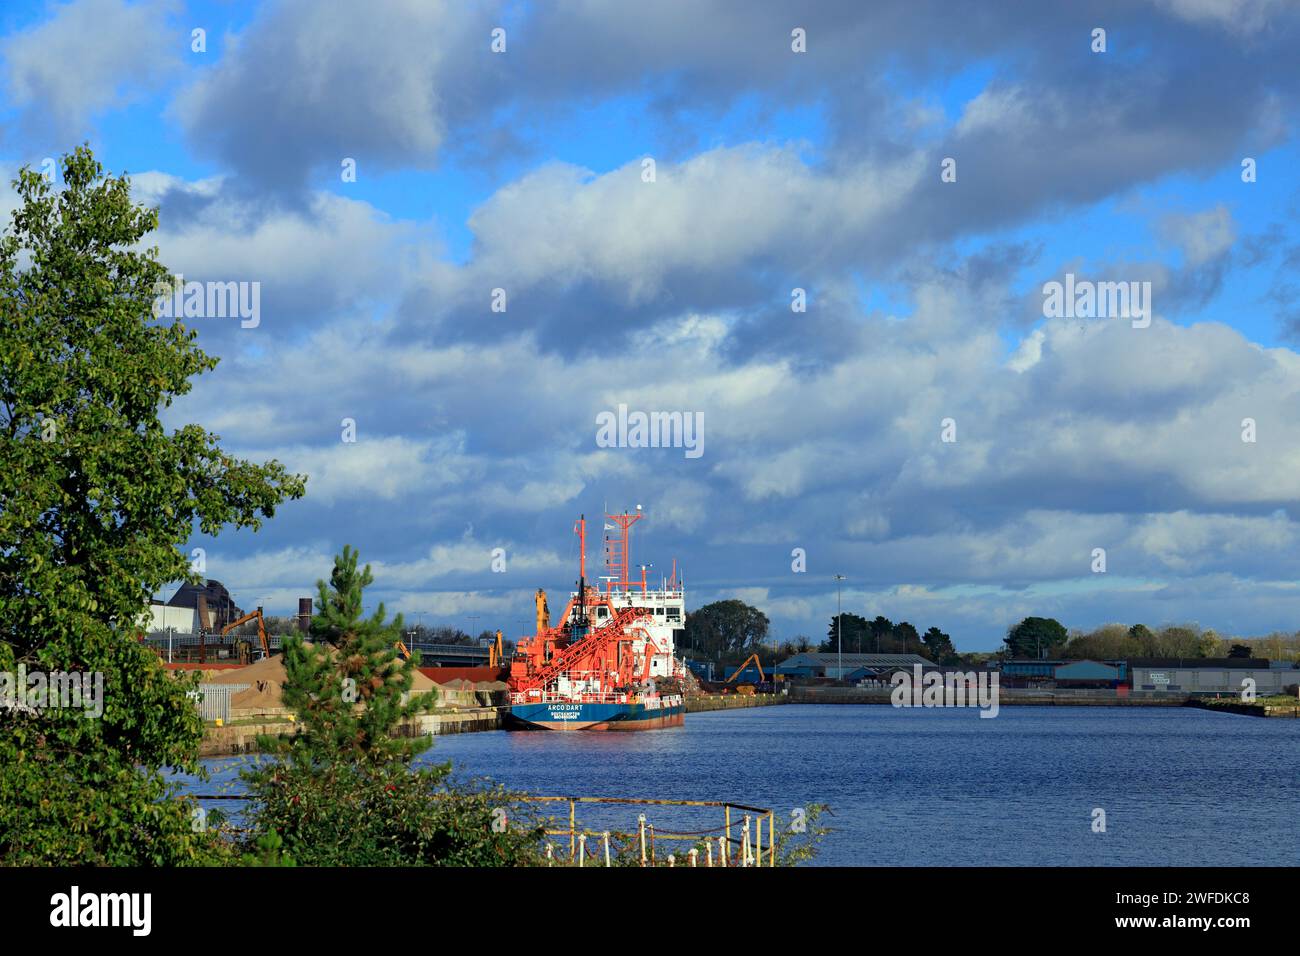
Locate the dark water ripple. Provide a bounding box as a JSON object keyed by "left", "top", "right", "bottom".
{"left": 179, "top": 705, "right": 1300, "bottom": 866}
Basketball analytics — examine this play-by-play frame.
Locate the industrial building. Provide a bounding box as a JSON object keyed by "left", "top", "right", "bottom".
{"left": 165, "top": 579, "right": 244, "bottom": 632}
{"left": 774, "top": 652, "right": 932, "bottom": 681}
{"left": 1130, "top": 658, "right": 1299, "bottom": 696}
{"left": 143, "top": 602, "right": 200, "bottom": 634}
{"left": 1000, "top": 660, "right": 1128, "bottom": 687}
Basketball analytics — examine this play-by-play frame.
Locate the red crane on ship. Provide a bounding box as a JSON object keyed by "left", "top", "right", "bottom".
{"left": 508, "top": 512, "right": 664, "bottom": 700}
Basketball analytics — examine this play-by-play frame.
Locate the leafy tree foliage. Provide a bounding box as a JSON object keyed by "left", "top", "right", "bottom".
{"left": 1004, "top": 617, "right": 1069, "bottom": 659}
{"left": 893, "top": 621, "right": 920, "bottom": 653}
{"left": 921, "top": 626, "right": 958, "bottom": 664}
{"left": 820, "top": 612, "right": 868, "bottom": 653}
{"left": 0, "top": 147, "right": 305, "bottom": 864}
{"left": 1063, "top": 622, "right": 1223, "bottom": 660}
{"left": 241, "top": 548, "right": 545, "bottom": 865}
{"left": 684, "top": 599, "right": 770, "bottom": 659}
{"left": 777, "top": 635, "right": 814, "bottom": 657}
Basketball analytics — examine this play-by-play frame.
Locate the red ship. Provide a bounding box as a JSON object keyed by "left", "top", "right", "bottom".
{"left": 507, "top": 509, "right": 685, "bottom": 731}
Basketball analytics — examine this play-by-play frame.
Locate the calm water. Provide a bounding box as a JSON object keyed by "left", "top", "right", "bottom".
{"left": 183, "top": 705, "right": 1300, "bottom": 866}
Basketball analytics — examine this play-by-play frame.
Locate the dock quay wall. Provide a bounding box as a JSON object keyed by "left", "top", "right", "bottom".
{"left": 789, "top": 686, "right": 1189, "bottom": 706}
{"left": 686, "top": 693, "right": 790, "bottom": 713}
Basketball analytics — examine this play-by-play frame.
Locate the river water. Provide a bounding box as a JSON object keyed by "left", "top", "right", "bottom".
{"left": 184, "top": 704, "right": 1300, "bottom": 866}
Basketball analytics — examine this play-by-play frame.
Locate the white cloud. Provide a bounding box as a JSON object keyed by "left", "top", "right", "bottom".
{"left": 2, "top": 0, "right": 180, "bottom": 139}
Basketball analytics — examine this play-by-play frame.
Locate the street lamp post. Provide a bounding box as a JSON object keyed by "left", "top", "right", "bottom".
{"left": 834, "top": 575, "right": 846, "bottom": 682}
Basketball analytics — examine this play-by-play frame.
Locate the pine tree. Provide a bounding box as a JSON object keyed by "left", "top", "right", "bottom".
{"left": 243, "top": 547, "right": 546, "bottom": 865}
{"left": 282, "top": 544, "right": 435, "bottom": 764}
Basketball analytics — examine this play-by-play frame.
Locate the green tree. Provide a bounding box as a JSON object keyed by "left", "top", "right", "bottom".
{"left": 1128, "top": 623, "right": 1154, "bottom": 645}
{"left": 0, "top": 147, "right": 306, "bottom": 864}
{"left": 821, "top": 612, "right": 868, "bottom": 653}
{"left": 242, "top": 547, "right": 546, "bottom": 865}
{"left": 921, "top": 626, "right": 958, "bottom": 664}
{"left": 775, "top": 636, "right": 814, "bottom": 659}
{"left": 1077, "top": 625, "right": 1134, "bottom": 659}
{"left": 684, "top": 599, "right": 770, "bottom": 659}
{"left": 1004, "top": 617, "right": 1068, "bottom": 659}
{"left": 868, "top": 615, "right": 894, "bottom": 653}
{"left": 893, "top": 621, "right": 920, "bottom": 655}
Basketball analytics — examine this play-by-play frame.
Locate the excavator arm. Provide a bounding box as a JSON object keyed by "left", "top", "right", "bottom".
{"left": 221, "top": 607, "right": 271, "bottom": 660}
{"left": 725, "top": 652, "right": 765, "bottom": 684}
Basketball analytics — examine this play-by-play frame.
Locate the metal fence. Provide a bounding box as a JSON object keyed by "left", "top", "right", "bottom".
{"left": 193, "top": 683, "right": 250, "bottom": 722}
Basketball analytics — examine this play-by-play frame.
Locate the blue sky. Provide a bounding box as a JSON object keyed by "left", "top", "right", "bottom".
{"left": 3, "top": 0, "right": 1300, "bottom": 650}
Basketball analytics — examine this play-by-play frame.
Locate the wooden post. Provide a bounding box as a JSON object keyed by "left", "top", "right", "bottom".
{"left": 569, "top": 799, "right": 576, "bottom": 862}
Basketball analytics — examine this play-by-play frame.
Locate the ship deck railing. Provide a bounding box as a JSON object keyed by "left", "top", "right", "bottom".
{"left": 509, "top": 691, "right": 684, "bottom": 707}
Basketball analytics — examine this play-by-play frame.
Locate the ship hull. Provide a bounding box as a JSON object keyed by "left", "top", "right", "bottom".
{"left": 507, "top": 700, "right": 685, "bottom": 731}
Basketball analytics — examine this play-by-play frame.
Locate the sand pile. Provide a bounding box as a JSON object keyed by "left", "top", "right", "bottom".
{"left": 230, "top": 681, "right": 284, "bottom": 711}
{"left": 214, "top": 645, "right": 438, "bottom": 712}
{"left": 209, "top": 653, "right": 287, "bottom": 686}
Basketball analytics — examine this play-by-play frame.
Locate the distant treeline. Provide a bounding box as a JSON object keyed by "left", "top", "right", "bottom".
{"left": 1022, "top": 618, "right": 1300, "bottom": 662}
{"left": 685, "top": 599, "right": 1300, "bottom": 669}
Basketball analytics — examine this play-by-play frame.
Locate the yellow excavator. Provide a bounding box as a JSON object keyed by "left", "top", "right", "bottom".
{"left": 220, "top": 607, "right": 272, "bottom": 664}
{"left": 724, "top": 653, "right": 765, "bottom": 696}
{"left": 396, "top": 629, "right": 505, "bottom": 666}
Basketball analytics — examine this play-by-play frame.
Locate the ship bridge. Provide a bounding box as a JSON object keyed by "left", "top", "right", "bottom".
{"left": 579, "top": 509, "right": 685, "bottom": 679}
